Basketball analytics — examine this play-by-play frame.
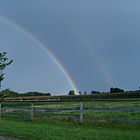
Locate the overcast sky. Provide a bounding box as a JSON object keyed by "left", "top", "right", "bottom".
{"left": 0, "top": 0, "right": 140, "bottom": 95}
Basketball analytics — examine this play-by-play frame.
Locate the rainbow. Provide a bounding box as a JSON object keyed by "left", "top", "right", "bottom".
{"left": 52, "top": 9, "right": 112, "bottom": 88}
{"left": 75, "top": 30, "right": 112, "bottom": 88}
{"left": 0, "top": 15, "right": 79, "bottom": 95}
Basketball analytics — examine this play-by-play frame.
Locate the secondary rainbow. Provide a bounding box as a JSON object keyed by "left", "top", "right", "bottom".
{"left": 0, "top": 15, "right": 79, "bottom": 95}
{"left": 75, "top": 30, "right": 112, "bottom": 87}
{"left": 54, "top": 11, "right": 112, "bottom": 88}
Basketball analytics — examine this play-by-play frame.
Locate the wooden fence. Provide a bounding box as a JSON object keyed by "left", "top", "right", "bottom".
{"left": 0, "top": 102, "right": 140, "bottom": 123}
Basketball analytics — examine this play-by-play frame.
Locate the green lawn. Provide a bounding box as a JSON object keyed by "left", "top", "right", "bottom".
{"left": 0, "top": 100, "right": 140, "bottom": 140}
{"left": 0, "top": 118, "right": 140, "bottom": 140}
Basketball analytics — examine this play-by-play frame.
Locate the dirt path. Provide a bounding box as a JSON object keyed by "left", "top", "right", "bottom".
{"left": 0, "top": 136, "right": 20, "bottom": 140}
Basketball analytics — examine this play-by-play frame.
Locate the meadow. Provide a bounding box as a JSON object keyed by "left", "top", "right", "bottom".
{"left": 0, "top": 99, "right": 140, "bottom": 140}
{"left": 0, "top": 118, "right": 140, "bottom": 140}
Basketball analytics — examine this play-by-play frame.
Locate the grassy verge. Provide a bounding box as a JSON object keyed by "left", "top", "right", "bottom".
{"left": 0, "top": 118, "right": 140, "bottom": 140}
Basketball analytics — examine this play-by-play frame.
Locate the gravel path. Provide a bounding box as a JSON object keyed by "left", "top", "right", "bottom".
{"left": 0, "top": 136, "right": 20, "bottom": 140}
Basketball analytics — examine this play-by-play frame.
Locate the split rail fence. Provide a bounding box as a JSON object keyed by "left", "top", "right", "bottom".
{"left": 0, "top": 101, "right": 140, "bottom": 123}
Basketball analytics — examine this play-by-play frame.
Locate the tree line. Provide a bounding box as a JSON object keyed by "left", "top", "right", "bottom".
{"left": 68, "top": 87, "right": 125, "bottom": 96}
{"left": 0, "top": 89, "right": 51, "bottom": 98}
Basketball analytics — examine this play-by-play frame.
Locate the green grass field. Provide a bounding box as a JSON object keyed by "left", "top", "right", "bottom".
{"left": 0, "top": 118, "right": 140, "bottom": 140}
{"left": 0, "top": 99, "right": 140, "bottom": 140}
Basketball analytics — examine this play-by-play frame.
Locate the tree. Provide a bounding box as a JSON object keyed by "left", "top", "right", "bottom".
{"left": 79, "top": 91, "right": 82, "bottom": 95}
{"left": 0, "top": 89, "right": 18, "bottom": 98}
{"left": 91, "top": 90, "right": 100, "bottom": 95}
{"left": 110, "top": 87, "right": 124, "bottom": 93}
{"left": 84, "top": 91, "right": 87, "bottom": 95}
{"left": 0, "top": 52, "right": 13, "bottom": 90}
{"left": 68, "top": 90, "right": 75, "bottom": 96}
{"left": 23, "top": 91, "right": 51, "bottom": 96}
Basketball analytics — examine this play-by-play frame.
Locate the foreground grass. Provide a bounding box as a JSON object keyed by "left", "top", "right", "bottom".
{"left": 0, "top": 118, "right": 140, "bottom": 140}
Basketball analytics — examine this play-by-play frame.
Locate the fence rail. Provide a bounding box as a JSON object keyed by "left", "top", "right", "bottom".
{"left": 0, "top": 102, "right": 140, "bottom": 123}
{"left": 2, "top": 97, "right": 140, "bottom": 102}
{"left": 88, "top": 117, "right": 140, "bottom": 122}
{"left": 84, "top": 107, "right": 140, "bottom": 111}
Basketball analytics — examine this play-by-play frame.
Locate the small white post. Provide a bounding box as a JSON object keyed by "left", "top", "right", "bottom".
{"left": 0, "top": 103, "right": 1, "bottom": 120}
{"left": 80, "top": 102, "right": 83, "bottom": 123}
{"left": 30, "top": 103, "right": 34, "bottom": 120}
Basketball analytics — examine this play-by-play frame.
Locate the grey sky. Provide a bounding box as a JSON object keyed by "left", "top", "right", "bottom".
{"left": 0, "top": 0, "right": 140, "bottom": 94}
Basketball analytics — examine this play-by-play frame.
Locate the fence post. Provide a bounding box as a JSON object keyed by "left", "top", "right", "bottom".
{"left": 0, "top": 103, "right": 1, "bottom": 120}
{"left": 80, "top": 101, "right": 83, "bottom": 123}
{"left": 30, "top": 102, "right": 34, "bottom": 120}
